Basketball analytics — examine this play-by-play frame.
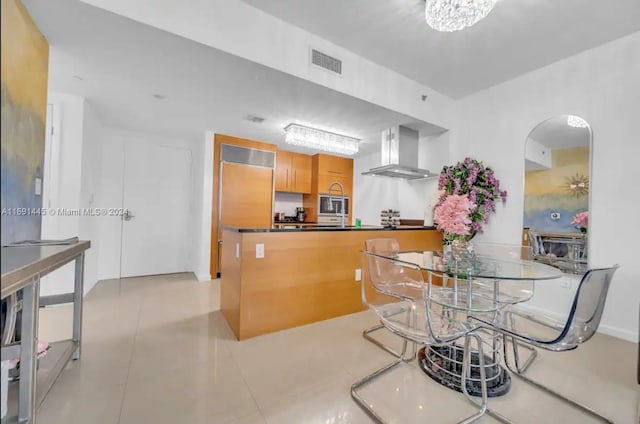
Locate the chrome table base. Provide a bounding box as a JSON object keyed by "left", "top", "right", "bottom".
{"left": 418, "top": 345, "right": 511, "bottom": 397}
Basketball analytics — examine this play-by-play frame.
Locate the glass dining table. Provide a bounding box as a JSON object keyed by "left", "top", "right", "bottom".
{"left": 392, "top": 247, "right": 563, "bottom": 397}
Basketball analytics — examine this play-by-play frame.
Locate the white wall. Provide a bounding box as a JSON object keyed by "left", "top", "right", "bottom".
{"left": 97, "top": 128, "right": 200, "bottom": 280}
{"left": 80, "top": 0, "right": 455, "bottom": 130}
{"left": 41, "top": 93, "right": 103, "bottom": 296}
{"left": 274, "top": 192, "right": 303, "bottom": 217}
{"left": 353, "top": 132, "right": 449, "bottom": 226}
{"left": 453, "top": 31, "right": 640, "bottom": 341}
{"left": 192, "top": 131, "right": 213, "bottom": 282}
{"left": 78, "top": 102, "right": 103, "bottom": 292}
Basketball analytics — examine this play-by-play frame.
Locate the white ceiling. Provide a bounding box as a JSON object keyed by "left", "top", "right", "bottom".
{"left": 241, "top": 0, "right": 640, "bottom": 98}
{"left": 528, "top": 115, "right": 591, "bottom": 149}
{"left": 23, "top": 0, "right": 445, "bottom": 157}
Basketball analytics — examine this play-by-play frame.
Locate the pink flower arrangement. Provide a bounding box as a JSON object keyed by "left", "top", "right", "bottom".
{"left": 436, "top": 158, "right": 507, "bottom": 238}
{"left": 434, "top": 194, "right": 477, "bottom": 240}
{"left": 571, "top": 211, "right": 588, "bottom": 232}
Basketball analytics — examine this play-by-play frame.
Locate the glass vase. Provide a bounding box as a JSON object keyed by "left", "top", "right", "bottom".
{"left": 451, "top": 239, "right": 474, "bottom": 258}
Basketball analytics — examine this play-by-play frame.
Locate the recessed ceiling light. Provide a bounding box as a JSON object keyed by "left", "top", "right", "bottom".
{"left": 567, "top": 115, "right": 588, "bottom": 128}
{"left": 152, "top": 94, "right": 167, "bottom": 100}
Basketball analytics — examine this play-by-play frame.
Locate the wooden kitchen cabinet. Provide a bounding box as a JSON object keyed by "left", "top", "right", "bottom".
{"left": 275, "top": 150, "right": 312, "bottom": 194}
{"left": 221, "top": 227, "right": 441, "bottom": 340}
{"left": 291, "top": 153, "right": 312, "bottom": 193}
{"left": 275, "top": 150, "right": 292, "bottom": 192}
{"left": 316, "top": 153, "right": 353, "bottom": 177}
{"left": 318, "top": 174, "right": 352, "bottom": 197}
{"left": 316, "top": 154, "right": 353, "bottom": 196}
{"left": 303, "top": 153, "right": 354, "bottom": 223}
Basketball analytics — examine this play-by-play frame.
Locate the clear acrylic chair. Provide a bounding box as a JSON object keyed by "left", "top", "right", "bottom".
{"left": 352, "top": 251, "right": 488, "bottom": 424}
{"left": 471, "top": 265, "right": 620, "bottom": 423}
{"left": 362, "top": 238, "right": 423, "bottom": 359}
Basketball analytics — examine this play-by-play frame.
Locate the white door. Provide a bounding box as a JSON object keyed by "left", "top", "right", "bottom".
{"left": 120, "top": 142, "right": 192, "bottom": 277}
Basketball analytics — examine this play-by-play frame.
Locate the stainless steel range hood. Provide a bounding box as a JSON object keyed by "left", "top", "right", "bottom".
{"left": 362, "top": 126, "right": 435, "bottom": 180}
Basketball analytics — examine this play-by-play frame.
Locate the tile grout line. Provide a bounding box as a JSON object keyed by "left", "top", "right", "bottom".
{"left": 115, "top": 283, "right": 147, "bottom": 424}
{"left": 221, "top": 335, "right": 269, "bottom": 423}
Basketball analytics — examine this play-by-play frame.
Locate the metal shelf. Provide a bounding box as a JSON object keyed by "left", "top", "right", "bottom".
{"left": 1, "top": 241, "right": 89, "bottom": 424}
{"left": 2, "top": 340, "right": 78, "bottom": 423}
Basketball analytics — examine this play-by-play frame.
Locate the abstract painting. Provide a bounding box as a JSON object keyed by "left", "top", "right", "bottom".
{"left": 1, "top": 0, "right": 49, "bottom": 245}
{"left": 524, "top": 146, "right": 589, "bottom": 233}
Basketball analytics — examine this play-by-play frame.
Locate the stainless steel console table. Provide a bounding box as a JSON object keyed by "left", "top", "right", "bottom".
{"left": 1, "top": 240, "right": 90, "bottom": 424}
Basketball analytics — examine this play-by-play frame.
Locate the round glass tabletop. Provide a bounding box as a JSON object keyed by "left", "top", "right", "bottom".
{"left": 395, "top": 250, "right": 563, "bottom": 281}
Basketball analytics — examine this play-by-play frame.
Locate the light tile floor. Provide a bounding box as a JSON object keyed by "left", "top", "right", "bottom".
{"left": 35, "top": 273, "right": 638, "bottom": 424}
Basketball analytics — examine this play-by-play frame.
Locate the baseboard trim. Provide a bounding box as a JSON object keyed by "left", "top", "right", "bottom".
{"left": 518, "top": 304, "right": 637, "bottom": 343}
{"left": 597, "top": 324, "right": 637, "bottom": 343}
{"left": 196, "top": 273, "right": 211, "bottom": 282}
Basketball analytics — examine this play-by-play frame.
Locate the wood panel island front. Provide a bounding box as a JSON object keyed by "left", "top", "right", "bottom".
{"left": 220, "top": 226, "right": 441, "bottom": 340}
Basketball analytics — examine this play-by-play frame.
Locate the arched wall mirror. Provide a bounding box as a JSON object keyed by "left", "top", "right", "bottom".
{"left": 523, "top": 115, "right": 592, "bottom": 274}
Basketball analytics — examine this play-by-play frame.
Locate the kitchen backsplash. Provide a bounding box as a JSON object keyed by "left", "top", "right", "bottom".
{"left": 274, "top": 192, "right": 303, "bottom": 216}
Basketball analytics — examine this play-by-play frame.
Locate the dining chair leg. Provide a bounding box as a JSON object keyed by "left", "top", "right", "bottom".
{"left": 351, "top": 357, "right": 405, "bottom": 424}
{"left": 459, "top": 334, "right": 515, "bottom": 424}
{"left": 506, "top": 313, "right": 539, "bottom": 373}
{"left": 458, "top": 333, "right": 488, "bottom": 424}
{"left": 352, "top": 336, "right": 492, "bottom": 424}
{"left": 510, "top": 336, "right": 538, "bottom": 373}
{"left": 363, "top": 323, "right": 408, "bottom": 359}
{"left": 362, "top": 307, "right": 417, "bottom": 362}
{"left": 502, "top": 335, "right": 615, "bottom": 424}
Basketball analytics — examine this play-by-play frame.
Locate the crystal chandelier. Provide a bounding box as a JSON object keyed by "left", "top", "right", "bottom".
{"left": 284, "top": 124, "right": 359, "bottom": 156}
{"left": 425, "top": 0, "right": 497, "bottom": 32}
{"left": 567, "top": 115, "right": 589, "bottom": 129}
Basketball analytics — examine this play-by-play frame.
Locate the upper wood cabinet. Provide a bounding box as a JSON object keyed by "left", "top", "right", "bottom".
{"left": 318, "top": 174, "right": 352, "bottom": 197}
{"left": 316, "top": 154, "right": 353, "bottom": 177}
{"left": 303, "top": 153, "right": 354, "bottom": 223}
{"left": 291, "top": 153, "right": 312, "bottom": 193}
{"left": 316, "top": 154, "right": 353, "bottom": 196}
{"left": 275, "top": 150, "right": 292, "bottom": 192}
{"left": 275, "top": 150, "right": 312, "bottom": 194}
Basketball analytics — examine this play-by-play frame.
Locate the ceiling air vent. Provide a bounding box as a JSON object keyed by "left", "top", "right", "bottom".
{"left": 311, "top": 49, "right": 342, "bottom": 75}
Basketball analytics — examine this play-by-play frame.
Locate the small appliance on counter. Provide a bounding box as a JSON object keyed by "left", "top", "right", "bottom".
{"left": 274, "top": 213, "right": 300, "bottom": 223}
{"left": 296, "top": 207, "right": 306, "bottom": 222}
{"left": 380, "top": 209, "right": 400, "bottom": 228}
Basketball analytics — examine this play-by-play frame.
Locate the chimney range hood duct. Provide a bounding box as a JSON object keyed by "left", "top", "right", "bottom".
{"left": 362, "top": 126, "right": 435, "bottom": 180}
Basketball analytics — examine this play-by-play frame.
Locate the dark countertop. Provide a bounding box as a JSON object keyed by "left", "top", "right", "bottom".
{"left": 273, "top": 221, "right": 317, "bottom": 224}
{"left": 223, "top": 225, "right": 436, "bottom": 233}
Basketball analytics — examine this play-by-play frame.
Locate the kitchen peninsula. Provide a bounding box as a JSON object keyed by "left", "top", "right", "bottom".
{"left": 221, "top": 225, "right": 441, "bottom": 340}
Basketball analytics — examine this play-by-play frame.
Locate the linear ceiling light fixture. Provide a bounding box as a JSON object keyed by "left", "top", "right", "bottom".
{"left": 425, "top": 0, "right": 497, "bottom": 32}
{"left": 284, "top": 123, "right": 360, "bottom": 155}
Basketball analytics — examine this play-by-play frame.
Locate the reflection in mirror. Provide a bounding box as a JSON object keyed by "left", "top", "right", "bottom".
{"left": 523, "top": 115, "right": 591, "bottom": 274}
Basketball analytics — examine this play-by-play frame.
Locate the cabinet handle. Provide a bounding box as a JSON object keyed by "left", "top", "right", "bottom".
{"left": 286, "top": 169, "right": 289, "bottom": 188}
{"left": 328, "top": 170, "right": 342, "bottom": 175}
{"left": 294, "top": 170, "right": 297, "bottom": 189}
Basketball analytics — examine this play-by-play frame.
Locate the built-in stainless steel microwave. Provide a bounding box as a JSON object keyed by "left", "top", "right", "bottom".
{"left": 318, "top": 194, "right": 349, "bottom": 217}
